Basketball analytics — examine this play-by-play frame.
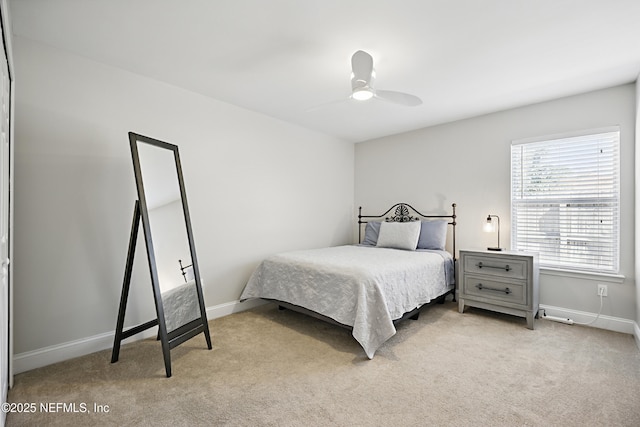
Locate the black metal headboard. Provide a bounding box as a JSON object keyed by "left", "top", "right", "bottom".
{"left": 358, "top": 202, "right": 457, "bottom": 258}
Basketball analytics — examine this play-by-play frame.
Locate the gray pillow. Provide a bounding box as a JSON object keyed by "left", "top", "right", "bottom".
{"left": 376, "top": 221, "right": 421, "bottom": 251}
{"left": 361, "top": 221, "right": 381, "bottom": 246}
{"left": 417, "top": 220, "right": 448, "bottom": 250}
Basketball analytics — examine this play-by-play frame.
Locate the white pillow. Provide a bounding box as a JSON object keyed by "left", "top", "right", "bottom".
{"left": 376, "top": 221, "right": 421, "bottom": 250}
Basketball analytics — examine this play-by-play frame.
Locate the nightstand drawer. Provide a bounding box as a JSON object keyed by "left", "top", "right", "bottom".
{"left": 463, "top": 255, "right": 527, "bottom": 280}
{"left": 462, "top": 276, "right": 526, "bottom": 305}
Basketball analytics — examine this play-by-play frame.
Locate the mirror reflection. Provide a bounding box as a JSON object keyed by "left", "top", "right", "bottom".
{"left": 137, "top": 142, "right": 200, "bottom": 332}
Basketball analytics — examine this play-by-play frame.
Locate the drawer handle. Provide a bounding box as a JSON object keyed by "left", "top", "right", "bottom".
{"left": 476, "top": 283, "right": 511, "bottom": 294}
{"left": 476, "top": 262, "right": 511, "bottom": 272}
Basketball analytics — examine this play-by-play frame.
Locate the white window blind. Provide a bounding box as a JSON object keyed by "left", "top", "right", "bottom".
{"left": 511, "top": 128, "right": 620, "bottom": 273}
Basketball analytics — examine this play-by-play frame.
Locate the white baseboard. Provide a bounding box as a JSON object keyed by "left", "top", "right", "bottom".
{"left": 634, "top": 321, "right": 640, "bottom": 351}
{"left": 13, "top": 299, "right": 266, "bottom": 375}
{"left": 539, "top": 304, "right": 636, "bottom": 335}
{"left": 205, "top": 298, "right": 266, "bottom": 319}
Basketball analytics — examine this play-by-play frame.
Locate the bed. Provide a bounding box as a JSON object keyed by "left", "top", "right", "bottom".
{"left": 240, "top": 203, "right": 457, "bottom": 358}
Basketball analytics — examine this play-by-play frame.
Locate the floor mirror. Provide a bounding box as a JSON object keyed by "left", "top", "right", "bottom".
{"left": 111, "top": 132, "right": 212, "bottom": 377}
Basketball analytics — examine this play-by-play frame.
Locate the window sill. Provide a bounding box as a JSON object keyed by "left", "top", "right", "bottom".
{"left": 540, "top": 267, "right": 625, "bottom": 284}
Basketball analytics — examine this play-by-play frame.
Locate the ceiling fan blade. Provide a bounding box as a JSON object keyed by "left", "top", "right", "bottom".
{"left": 375, "top": 89, "right": 422, "bottom": 106}
{"left": 351, "top": 50, "right": 373, "bottom": 88}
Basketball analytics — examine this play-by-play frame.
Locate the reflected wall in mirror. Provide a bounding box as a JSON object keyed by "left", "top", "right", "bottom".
{"left": 111, "top": 132, "right": 212, "bottom": 378}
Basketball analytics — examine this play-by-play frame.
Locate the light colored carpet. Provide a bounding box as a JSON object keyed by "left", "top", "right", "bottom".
{"left": 7, "top": 300, "right": 640, "bottom": 426}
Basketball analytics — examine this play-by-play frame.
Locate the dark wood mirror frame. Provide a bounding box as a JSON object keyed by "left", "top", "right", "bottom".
{"left": 111, "top": 132, "right": 212, "bottom": 377}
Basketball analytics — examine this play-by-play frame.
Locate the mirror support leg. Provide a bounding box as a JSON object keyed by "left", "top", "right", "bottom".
{"left": 112, "top": 201, "right": 169, "bottom": 378}
{"left": 111, "top": 201, "right": 142, "bottom": 363}
{"left": 111, "top": 201, "right": 174, "bottom": 377}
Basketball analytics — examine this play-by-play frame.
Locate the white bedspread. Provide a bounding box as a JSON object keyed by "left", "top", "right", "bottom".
{"left": 240, "top": 245, "right": 454, "bottom": 358}
{"left": 162, "top": 281, "right": 200, "bottom": 332}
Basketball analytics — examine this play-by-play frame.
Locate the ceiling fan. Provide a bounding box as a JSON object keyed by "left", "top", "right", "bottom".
{"left": 349, "top": 50, "right": 422, "bottom": 106}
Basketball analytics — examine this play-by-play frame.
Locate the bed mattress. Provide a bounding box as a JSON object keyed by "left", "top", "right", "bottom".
{"left": 241, "top": 245, "right": 454, "bottom": 358}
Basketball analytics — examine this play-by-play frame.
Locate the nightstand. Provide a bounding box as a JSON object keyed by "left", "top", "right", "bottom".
{"left": 458, "top": 250, "right": 539, "bottom": 329}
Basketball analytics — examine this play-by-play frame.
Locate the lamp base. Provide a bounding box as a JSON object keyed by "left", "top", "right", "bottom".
{"left": 487, "top": 247, "right": 504, "bottom": 251}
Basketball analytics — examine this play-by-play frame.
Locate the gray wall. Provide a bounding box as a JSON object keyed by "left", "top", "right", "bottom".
{"left": 12, "top": 37, "right": 355, "bottom": 355}
{"left": 356, "top": 84, "right": 637, "bottom": 323}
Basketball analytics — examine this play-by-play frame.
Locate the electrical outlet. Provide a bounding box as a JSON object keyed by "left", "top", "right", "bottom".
{"left": 597, "top": 284, "right": 608, "bottom": 297}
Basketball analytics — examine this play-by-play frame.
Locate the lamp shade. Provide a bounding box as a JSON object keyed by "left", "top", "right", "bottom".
{"left": 483, "top": 217, "right": 495, "bottom": 233}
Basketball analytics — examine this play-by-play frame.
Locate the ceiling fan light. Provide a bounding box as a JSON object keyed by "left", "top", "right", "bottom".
{"left": 352, "top": 88, "right": 374, "bottom": 101}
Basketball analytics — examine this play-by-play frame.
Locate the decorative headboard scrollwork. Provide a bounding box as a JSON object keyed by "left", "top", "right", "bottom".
{"left": 385, "top": 203, "right": 418, "bottom": 222}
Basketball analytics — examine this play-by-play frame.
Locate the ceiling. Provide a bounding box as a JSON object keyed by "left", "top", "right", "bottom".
{"left": 9, "top": 0, "right": 640, "bottom": 143}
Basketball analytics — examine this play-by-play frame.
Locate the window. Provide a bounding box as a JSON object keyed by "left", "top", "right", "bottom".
{"left": 511, "top": 128, "right": 620, "bottom": 274}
